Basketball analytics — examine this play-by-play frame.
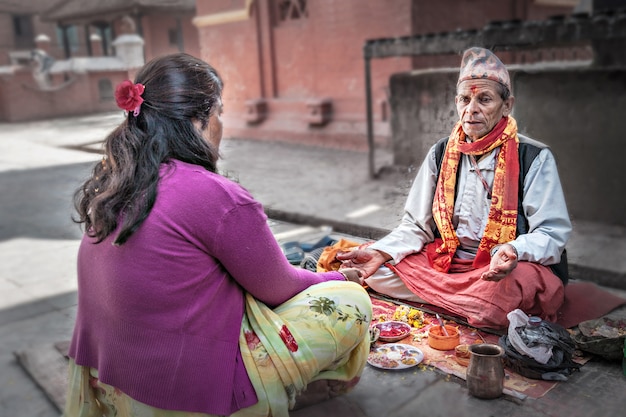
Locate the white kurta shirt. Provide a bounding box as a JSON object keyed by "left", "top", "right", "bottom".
{"left": 370, "top": 135, "right": 572, "bottom": 266}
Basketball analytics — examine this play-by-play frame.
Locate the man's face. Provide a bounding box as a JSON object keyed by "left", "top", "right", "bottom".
{"left": 455, "top": 80, "right": 514, "bottom": 141}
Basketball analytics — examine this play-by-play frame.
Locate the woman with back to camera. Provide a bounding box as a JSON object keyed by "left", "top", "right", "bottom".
{"left": 63, "top": 52, "right": 372, "bottom": 417}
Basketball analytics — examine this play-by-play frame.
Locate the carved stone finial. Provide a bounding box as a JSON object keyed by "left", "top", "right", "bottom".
{"left": 119, "top": 15, "right": 137, "bottom": 34}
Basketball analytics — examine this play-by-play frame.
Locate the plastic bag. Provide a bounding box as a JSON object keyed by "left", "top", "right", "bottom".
{"left": 500, "top": 309, "right": 580, "bottom": 380}
{"left": 507, "top": 309, "right": 553, "bottom": 364}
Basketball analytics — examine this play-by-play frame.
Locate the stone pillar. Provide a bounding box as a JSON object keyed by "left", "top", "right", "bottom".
{"left": 112, "top": 34, "right": 145, "bottom": 68}
{"left": 32, "top": 34, "right": 55, "bottom": 89}
{"left": 34, "top": 34, "right": 51, "bottom": 54}
{"left": 90, "top": 33, "right": 103, "bottom": 57}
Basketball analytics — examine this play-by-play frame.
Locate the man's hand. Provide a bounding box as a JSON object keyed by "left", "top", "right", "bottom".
{"left": 481, "top": 243, "right": 518, "bottom": 282}
{"left": 336, "top": 248, "right": 390, "bottom": 279}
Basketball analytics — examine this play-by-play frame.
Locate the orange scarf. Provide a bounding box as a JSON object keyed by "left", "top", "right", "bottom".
{"left": 429, "top": 116, "right": 519, "bottom": 272}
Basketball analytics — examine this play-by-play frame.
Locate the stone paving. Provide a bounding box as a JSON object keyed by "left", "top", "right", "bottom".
{"left": 1, "top": 112, "right": 625, "bottom": 417}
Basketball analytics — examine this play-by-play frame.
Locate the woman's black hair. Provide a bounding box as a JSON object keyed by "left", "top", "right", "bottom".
{"left": 73, "top": 53, "right": 223, "bottom": 245}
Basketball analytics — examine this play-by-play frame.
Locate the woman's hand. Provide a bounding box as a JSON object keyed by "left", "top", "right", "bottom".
{"left": 338, "top": 267, "right": 365, "bottom": 285}
{"left": 481, "top": 243, "right": 519, "bottom": 282}
{"left": 336, "top": 248, "right": 390, "bottom": 279}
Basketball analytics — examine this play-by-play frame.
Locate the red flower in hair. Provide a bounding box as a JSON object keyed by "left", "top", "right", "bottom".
{"left": 115, "top": 80, "right": 145, "bottom": 116}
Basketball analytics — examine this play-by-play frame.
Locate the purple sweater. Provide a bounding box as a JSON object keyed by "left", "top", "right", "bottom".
{"left": 68, "top": 159, "right": 344, "bottom": 414}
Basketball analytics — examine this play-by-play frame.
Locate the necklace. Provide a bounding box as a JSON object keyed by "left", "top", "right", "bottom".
{"left": 468, "top": 154, "right": 493, "bottom": 200}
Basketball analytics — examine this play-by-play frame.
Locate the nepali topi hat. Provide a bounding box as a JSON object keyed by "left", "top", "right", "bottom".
{"left": 458, "top": 47, "right": 511, "bottom": 92}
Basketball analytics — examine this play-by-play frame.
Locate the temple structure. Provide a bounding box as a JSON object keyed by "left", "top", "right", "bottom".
{"left": 193, "top": 0, "right": 581, "bottom": 150}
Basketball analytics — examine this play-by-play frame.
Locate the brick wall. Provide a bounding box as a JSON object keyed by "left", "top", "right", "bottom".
{"left": 0, "top": 13, "right": 88, "bottom": 66}
{"left": 0, "top": 10, "right": 199, "bottom": 123}
{"left": 0, "top": 68, "right": 127, "bottom": 122}
{"left": 0, "top": 14, "right": 14, "bottom": 66}
{"left": 196, "top": 0, "right": 415, "bottom": 149}
{"left": 388, "top": 65, "right": 626, "bottom": 227}
{"left": 142, "top": 13, "right": 201, "bottom": 60}
{"left": 196, "top": 0, "right": 575, "bottom": 150}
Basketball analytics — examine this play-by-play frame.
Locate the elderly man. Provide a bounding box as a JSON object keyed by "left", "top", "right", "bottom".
{"left": 338, "top": 47, "right": 571, "bottom": 329}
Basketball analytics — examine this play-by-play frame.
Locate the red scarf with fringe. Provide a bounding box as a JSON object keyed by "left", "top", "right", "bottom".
{"left": 428, "top": 116, "right": 519, "bottom": 273}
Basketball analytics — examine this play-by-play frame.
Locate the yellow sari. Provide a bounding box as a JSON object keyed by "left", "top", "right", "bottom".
{"left": 63, "top": 281, "right": 372, "bottom": 417}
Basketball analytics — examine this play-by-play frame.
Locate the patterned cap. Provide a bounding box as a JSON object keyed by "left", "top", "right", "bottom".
{"left": 457, "top": 47, "right": 511, "bottom": 92}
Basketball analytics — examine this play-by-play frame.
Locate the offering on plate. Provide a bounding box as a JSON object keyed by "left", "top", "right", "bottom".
{"left": 374, "top": 321, "right": 412, "bottom": 342}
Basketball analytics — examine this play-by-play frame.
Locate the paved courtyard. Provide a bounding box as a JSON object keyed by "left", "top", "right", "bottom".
{"left": 1, "top": 112, "right": 625, "bottom": 416}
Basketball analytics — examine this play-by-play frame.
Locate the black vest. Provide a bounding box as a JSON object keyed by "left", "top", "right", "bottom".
{"left": 433, "top": 137, "right": 569, "bottom": 284}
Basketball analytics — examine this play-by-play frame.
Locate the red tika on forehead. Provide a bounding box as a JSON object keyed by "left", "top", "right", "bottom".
{"left": 458, "top": 47, "right": 511, "bottom": 92}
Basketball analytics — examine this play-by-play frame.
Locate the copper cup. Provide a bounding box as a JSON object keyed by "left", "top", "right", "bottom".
{"left": 466, "top": 343, "right": 505, "bottom": 399}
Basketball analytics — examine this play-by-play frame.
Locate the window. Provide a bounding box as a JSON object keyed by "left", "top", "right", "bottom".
{"left": 12, "top": 14, "right": 34, "bottom": 49}
{"left": 276, "top": 0, "right": 307, "bottom": 22}
{"left": 55, "top": 25, "right": 81, "bottom": 53}
{"left": 66, "top": 26, "right": 79, "bottom": 52}
{"left": 101, "top": 26, "right": 113, "bottom": 56}
{"left": 168, "top": 28, "right": 178, "bottom": 46}
{"left": 98, "top": 79, "right": 114, "bottom": 101}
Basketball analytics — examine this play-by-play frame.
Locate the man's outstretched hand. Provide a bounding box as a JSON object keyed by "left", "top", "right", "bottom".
{"left": 481, "top": 243, "right": 518, "bottom": 281}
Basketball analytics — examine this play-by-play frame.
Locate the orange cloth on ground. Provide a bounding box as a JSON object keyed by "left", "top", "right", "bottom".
{"left": 389, "top": 249, "right": 565, "bottom": 330}
{"left": 316, "top": 238, "right": 361, "bottom": 272}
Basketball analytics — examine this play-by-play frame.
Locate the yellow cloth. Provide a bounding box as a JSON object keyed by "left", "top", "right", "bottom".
{"left": 62, "top": 281, "right": 372, "bottom": 417}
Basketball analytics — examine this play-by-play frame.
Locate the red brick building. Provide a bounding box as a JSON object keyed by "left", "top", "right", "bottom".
{"left": 194, "top": 0, "right": 579, "bottom": 150}
{"left": 39, "top": 0, "right": 200, "bottom": 61}
{"left": 1, "top": 0, "right": 582, "bottom": 133}
{"left": 0, "top": 0, "right": 70, "bottom": 66}
{"left": 0, "top": 0, "right": 200, "bottom": 122}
